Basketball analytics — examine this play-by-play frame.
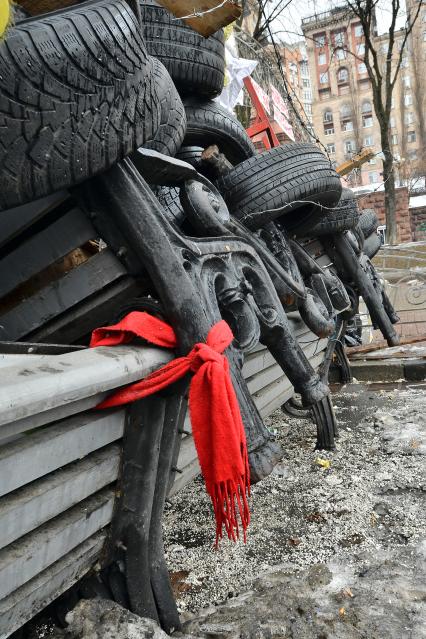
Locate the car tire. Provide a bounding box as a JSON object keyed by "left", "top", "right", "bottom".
{"left": 139, "top": 0, "right": 225, "bottom": 98}
{"left": 0, "top": 0, "right": 162, "bottom": 210}
{"left": 143, "top": 58, "right": 186, "bottom": 157}
{"left": 216, "top": 143, "right": 342, "bottom": 230}
{"left": 183, "top": 97, "right": 256, "bottom": 164}
{"left": 359, "top": 209, "right": 379, "bottom": 238}
{"left": 152, "top": 147, "right": 203, "bottom": 225}
{"left": 284, "top": 188, "right": 360, "bottom": 237}
{"left": 363, "top": 232, "right": 382, "bottom": 259}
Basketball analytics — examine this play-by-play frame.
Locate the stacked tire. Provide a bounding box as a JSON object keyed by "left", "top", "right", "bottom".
{"left": 0, "top": 0, "right": 186, "bottom": 210}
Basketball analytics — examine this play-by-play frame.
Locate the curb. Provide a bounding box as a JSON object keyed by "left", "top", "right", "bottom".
{"left": 330, "top": 358, "right": 426, "bottom": 383}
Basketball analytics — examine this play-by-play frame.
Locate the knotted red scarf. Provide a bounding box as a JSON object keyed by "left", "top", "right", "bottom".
{"left": 90, "top": 311, "right": 250, "bottom": 545}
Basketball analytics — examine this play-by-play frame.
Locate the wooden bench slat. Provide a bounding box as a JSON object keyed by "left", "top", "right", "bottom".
{"left": 0, "top": 208, "right": 95, "bottom": 299}
{"left": 0, "top": 488, "right": 113, "bottom": 600}
{"left": 29, "top": 276, "right": 145, "bottom": 344}
{"left": 0, "top": 345, "right": 172, "bottom": 432}
{"left": 0, "top": 445, "right": 120, "bottom": 550}
{"left": 0, "top": 192, "right": 68, "bottom": 252}
{"left": 0, "top": 250, "right": 127, "bottom": 342}
{"left": 0, "top": 412, "right": 124, "bottom": 498}
{"left": 0, "top": 532, "right": 105, "bottom": 639}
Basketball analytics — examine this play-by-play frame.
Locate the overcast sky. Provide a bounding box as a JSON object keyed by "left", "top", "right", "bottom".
{"left": 271, "top": 0, "right": 408, "bottom": 42}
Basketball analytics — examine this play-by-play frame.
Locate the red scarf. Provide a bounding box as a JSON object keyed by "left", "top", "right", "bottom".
{"left": 90, "top": 311, "right": 250, "bottom": 545}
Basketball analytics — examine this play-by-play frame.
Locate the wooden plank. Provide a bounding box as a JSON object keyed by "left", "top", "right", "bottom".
{"left": 0, "top": 445, "right": 120, "bottom": 550}
{"left": 176, "top": 432, "right": 198, "bottom": 470}
{"left": 0, "top": 345, "right": 172, "bottom": 433}
{"left": 0, "top": 488, "right": 113, "bottom": 600}
{"left": 169, "top": 457, "right": 200, "bottom": 497}
{"left": 336, "top": 148, "right": 375, "bottom": 176}
{"left": 253, "top": 348, "right": 326, "bottom": 415}
{"left": 0, "top": 532, "right": 105, "bottom": 639}
{"left": 28, "top": 276, "right": 145, "bottom": 345}
{"left": 0, "top": 208, "right": 95, "bottom": 298}
{"left": 155, "top": 0, "right": 241, "bottom": 37}
{"left": 246, "top": 362, "right": 283, "bottom": 395}
{"left": 0, "top": 412, "right": 124, "bottom": 498}
{"left": 0, "top": 192, "right": 68, "bottom": 252}
{"left": 0, "top": 250, "right": 127, "bottom": 342}
{"left": 243, "top": 349, "right": 276, "bottom": 378}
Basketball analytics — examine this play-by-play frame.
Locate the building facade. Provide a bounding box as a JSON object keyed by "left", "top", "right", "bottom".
{"left": 279, "top": 41, "right": 314, "bottom": 136}
{"left": 302, "top": 5, "right": 425, "bottom": 188}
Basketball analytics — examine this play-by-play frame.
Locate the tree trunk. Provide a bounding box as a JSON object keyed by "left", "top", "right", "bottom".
{"left": 382, "top": 150, "right": 398, "bottom": 245}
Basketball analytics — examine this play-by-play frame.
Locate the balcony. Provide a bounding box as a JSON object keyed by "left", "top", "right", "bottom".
{"left": 301, "top": 6, "right": 349, "bottom": 29}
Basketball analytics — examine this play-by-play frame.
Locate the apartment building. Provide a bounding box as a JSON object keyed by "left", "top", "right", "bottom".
{"left": 280, "top": 41, "right": 314, "bottom": 134}
{"left": 406, "top": 0, "right": 426, "bottom": 186}
{"left": 301, "top": 5, "right": 425, "bottom": 188}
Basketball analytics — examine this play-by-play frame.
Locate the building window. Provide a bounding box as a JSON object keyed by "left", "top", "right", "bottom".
{"left": 304, "top": 103, "right": 312, "bottom": 115}
{"left": 404, "top": 112, "right": 414, "bottom": 125}
{"left": 363, "top": 115, "right": 373, "bottom": 127}
{"left": 319, "top": 72, "right": 329, "bottom": 84}
{"left": 407, "top": 130, "right": 416, "bottom": 143}
{"left": 402, "top": 75, "right": 411, "bottom": 88}
{"left": 408, "top": 150, "right": 418, "bottom": 160}
{"left": 345, "top": 140, "right": 356, "bottom": 154}
{"left": 336, "top": 48, "right": 346, "bottom": 60}
{"left": 361, "top": 100, "right": 372, "bottom": 114}
{"left": 391, "top": 133, "right": 398, "bottom": 145}
{"left": 358, "top": 62, "right": 367, "bottom": 74}
{"left": 319, "top": 88, "right": 331, "bottom": 100}
{"left": 368, "top": 171, "right": 379, "bottom": 184}
{"left": 303, "top": 89, "right": 312, "bottom": 101}
{"left": 337, "top": 67, "right": 349, "bottom": 83}
{"left": 315, "top": 34, "right": 326, "bottom": 48}
{"left": 368, "top": 157, "right": 377, "bottom": 165}
{"left": 323, "top": 109, "right": 334, "bottom": 135}
{"left": 364, "top": 136, "right": 374, "bottom": 147}
{"left": 318, "top": 52, "right": 327, "bottom": 65}
{"left": 356, "top": 43, "right": 365, "bottom": 56}
{"left": 354, "top": 24, "right": 363, "bottom": 37}
{"left": 422, "top": 12, "right": 426, "bottom": 22}
{"left": 401, "top": 57, "right": 409, "bottom": 68}
{"left": 377, "top": 225, "right": 386, "bottom": 244}
{"left": 342, "top": 120, "right": 354, "bottom": 131}
{"left": 302, "top": 78, "right": 310, "bottom": 87}
{"left": 404, "top": 93, "right": 413, "bottom": 106}
{"left": 340, "top": 103, "right": 352, "bottom": 119}
{"left": 390, "top": 117, "right": 396, "bottom": 128}
{"left": 300, "top": 61, "right": 309, "bottom": 76}
{"left": 326, "top": 143, "right": 336, "bottom": 154}
{"left": 334, "top": 30, "right": 345, "bottom": 46}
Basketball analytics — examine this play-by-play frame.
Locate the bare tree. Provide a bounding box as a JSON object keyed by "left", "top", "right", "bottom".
{"left": 340, "top": 0, "right": 424, "bottom": 244}
{"left": 249, "top": 0, "right": 294, "bottom": 43}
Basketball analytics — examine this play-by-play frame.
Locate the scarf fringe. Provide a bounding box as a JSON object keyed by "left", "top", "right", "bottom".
{"left": 211, "top": 475, "right": 250, "bottom": 548}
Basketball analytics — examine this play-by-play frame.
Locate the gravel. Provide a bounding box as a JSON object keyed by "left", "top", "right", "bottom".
{"left": 163, "top": 382, "right": 426, "bottom": 615}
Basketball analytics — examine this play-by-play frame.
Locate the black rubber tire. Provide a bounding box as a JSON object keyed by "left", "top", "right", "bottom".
{"left": 363, "top": 232, "right": 382, "bottom": 259}
{"left": 143, "top": 58, "right": 186, "bottom": 157}
{"left": 139, "top": 0, "right": 225, "bottom": 98}
{"left": 10, "top": 4, "right": 29, "bottom": 21}
{"left": 152, "top": 147, "right": 202, "bottom": 224}
{"left": 183, "top": 98, "right": 256, "bottom": 164}
{"left": 0, "top": 0, "right": 162, "bottom": 211}
{"left": 288, "top": 188, "right": 359, "bottom": 237}
{"left": 216, "top": 143, "right": 342, "bottom": 230}
{"left": 359, "top": 209, "right": 379, "bottom": 239}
